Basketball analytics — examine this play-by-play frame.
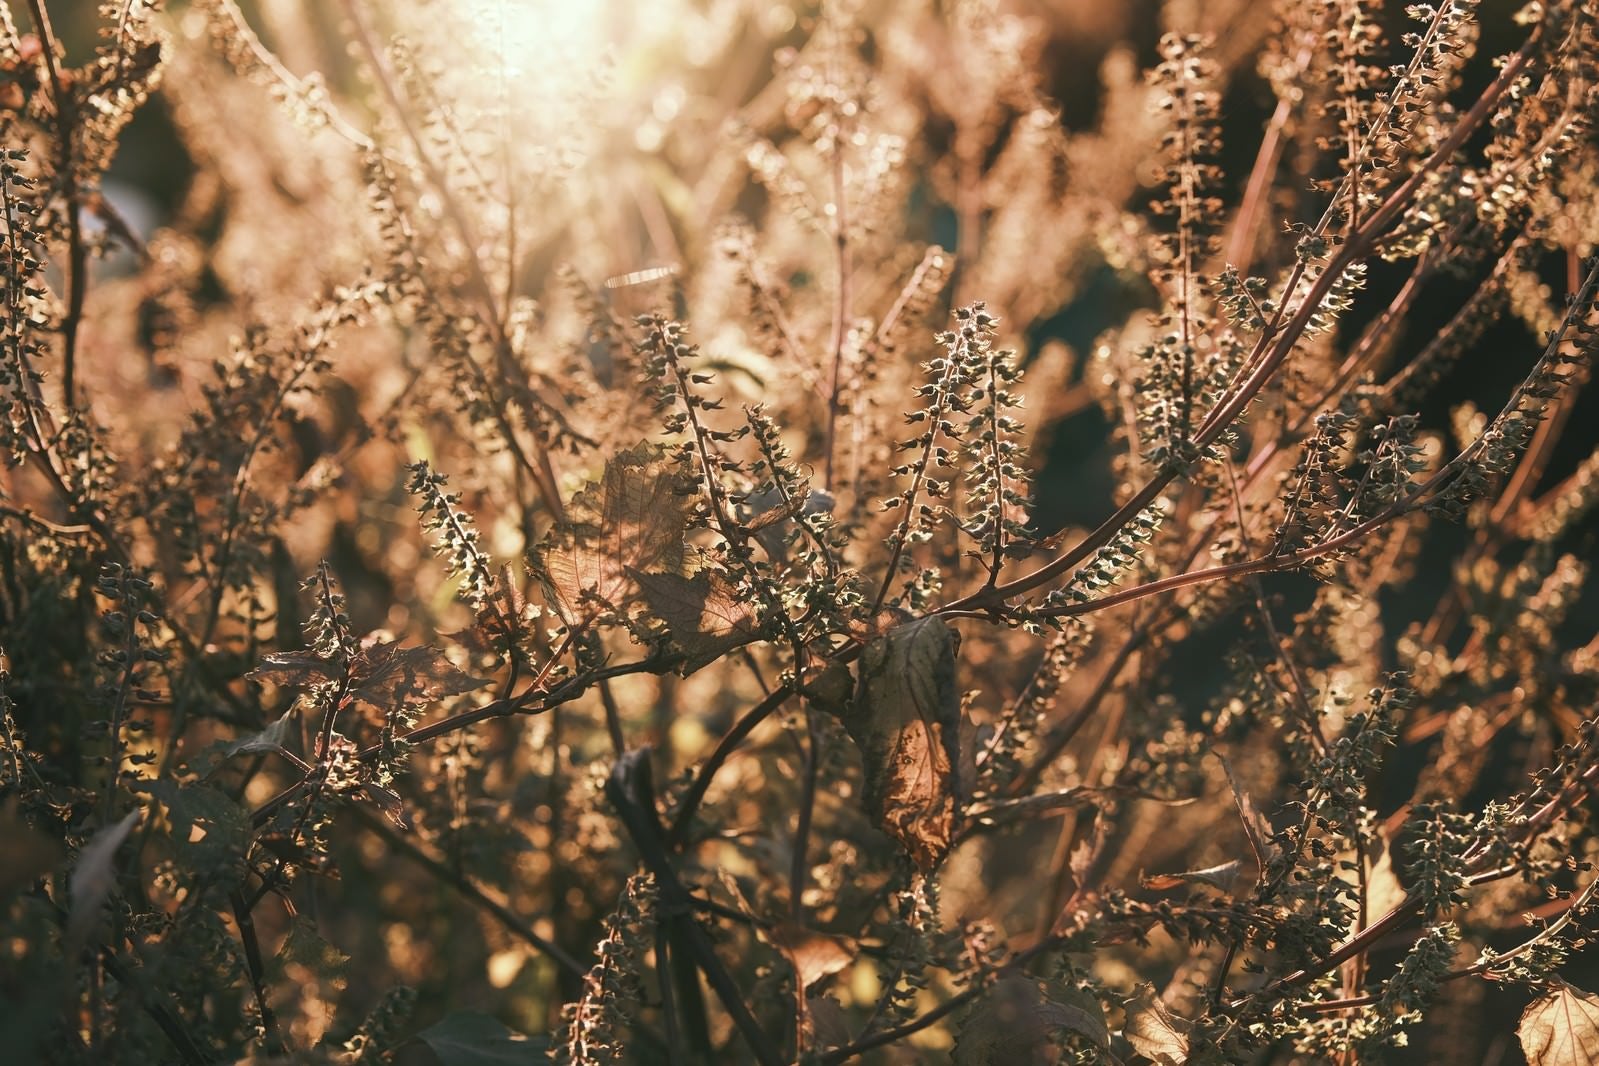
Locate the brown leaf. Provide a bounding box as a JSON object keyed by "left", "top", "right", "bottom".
{"left": 839, "top": 617, "right": 962, "bottom": 871}
{"left": 770, "top": 923, "right": 856, "bottom": 990}
{"left": 954, "top": 976, "right": 1108, "bottom": 1064}
{"left": 633, "top": 569, "right": 760, "bottom": 673}
{"left": 1123, "top": 984, "right": 1191, "bottom": 1066}
{"left": 531, "top": 444, "right": 693, "bottom": 629}
{"left": 1142, "top": 859, "right": 1245, "bottom": 893}
{"left": 1218, "top": 753, "right": 1275, "bottom": 877}
{"left": 1519, "top": 980, "right": 1599, "bottom": 1066}
{"left": 349, "top": 640, "right": 489, "bottom": 709}
{"left": 805, "top": 994, "right": 852, "bottom": 1051}
{"left": 247, "top": 649, "right": 339, "bottom": 690}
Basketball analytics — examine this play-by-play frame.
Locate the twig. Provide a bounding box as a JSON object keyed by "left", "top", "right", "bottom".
{"left": 349, "top": 803, "right": 587, "bottom": 977}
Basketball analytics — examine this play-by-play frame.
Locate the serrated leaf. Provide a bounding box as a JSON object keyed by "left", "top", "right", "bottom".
{"left": 1519, "top": 980, "right": 1599, "bottom": 1065}
{"left": 1124, "top": 984, "right": 1190, "bottom": 1066}
{"left": 349, "top": 640, "right": 489, "bottom": 709}
{"left": 838, "top": 617, "right": 962, "bottom": 871}
{"left": 633, "top": 568, "right": 760, "bottom": 672}
{"left": 361, "top": 782, "right": 412, "bottom": 829}
{"left": 410, "top": 1011, "right": 549, "bottom": 1065}
{"left": 169, "top": 784, "right": 249, "bottom": 875}
{"left": 67, "top": 810, "right": 140, "bottom": 948}
{"left": 247, "top": 649, "right": 339, "bottom": 690}
{"left": 531, "top": 444, "right": 693, "bottom": 628}
{"left": 274, "top": 917, "right": 349, "bottom": 983}
{"left": 954, "top": 976, "right": 1108, "bottom": 1064}
{"left": 1142, "top": 859, "right": 1245, "bottom": 893}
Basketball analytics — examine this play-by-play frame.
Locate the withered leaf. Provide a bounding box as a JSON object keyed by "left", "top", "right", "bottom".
{"left": 1218, "top": 753, "right": 1276, "bottom": 876}
{"left": 1124, "top": 984, "right": 1191, "bottom": 1066}
{"left": 805, "top": 993, "right": 852, "bottom": 1051}
{"left": 632, "top": 568, "right": 760, "bottom": 673}
{"left": 953, "top": 976, "right": 1108, "bottom": 1064}
{"left": 1519, "top": 980, "right": 1599, "bottom": 1066}
{"left": 769, "top": 922, "right": 856, "bottom": 990}
{"left": 348, "top": 640, "right": 489, "bottom": 709}
{"left": 247, "top": 649, "right": 339, "bottom": 690}
{"left": 1142, "top": 859, "right": 1245, "bottom": 893}
{"left": 531, "top": 443, "right": 693, "bottom": 628}
{"left": 839, "top": 616, "right": 962, "bottom": 871}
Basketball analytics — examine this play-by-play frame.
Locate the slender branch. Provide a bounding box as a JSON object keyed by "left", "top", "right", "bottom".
{"left": 945, "top": 34, "right": 1538, "bottom": 614}
{"left": 349, "top": 804, "right": 587, "bottom": 977}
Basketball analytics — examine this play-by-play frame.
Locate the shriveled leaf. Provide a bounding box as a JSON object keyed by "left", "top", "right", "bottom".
{"left": 770, "top": 922, "right": 856, "bottom": 989}
{"left": 411, "top": 1011, "right": 549, "bottom": 1065}
{"left": 839, "top": 617, "right": 962, "bottom": 872}
{"left": 531, "top": 444, "right": 693, "bottom": 628}
{"left": 224, "top": 709, "right": 297, "bottom": 759}
{"left": 633, "top": 569, "right": 760, "bottom": 672}
{"left": 349, "top": 640, "right": 489, "bottom": 709}
{"left": 954, "top": 976, "right": 1108, "bottom": 1064}
{"left": 67, "top": 810, "right": 141, "bottom": 948}
{"left": 247, "top": 649, "right": 338, "bottom": 690}
{"left": 1519, "top": 980, "right": 1599, "bottom": 1066}
{"left": 1218, "top": 753, "right": 1275, "bottom": 876}
{"left": 361, "top": 783, "right": 412, "bottom": 829}
{"left": 1124, "top": 984, "right": 1190, "bottom": 1066}
{"left": 806, "top": 993, "right": 852, "bottom": 1051}
{"left": 1143, "top": 859, "right": 1245, "bottom": 893}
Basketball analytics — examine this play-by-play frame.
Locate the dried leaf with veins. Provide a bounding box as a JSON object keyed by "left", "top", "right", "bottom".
{"left": 1519, "top": 980, "right": 1599, "bottom": 1066}
{"left": 834, "top": 616, "right": 963, "bottom": 871}
{"left": 954, "top": 975, "right": 1109, "bottom": 1063}
{"left": 1123, "top": 983, "right": 1191, "bottom": 1066}
{"left": 631, "top": 568, "right": 760, "bottom": 673}
{"left": 530, "top": 443, "right": 694, "bottom": 628}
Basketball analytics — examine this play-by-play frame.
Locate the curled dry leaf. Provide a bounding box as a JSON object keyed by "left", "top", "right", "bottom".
{"left": 1142, "top": 859, "right": 1245, "bottom": 893}
{"left": 835, "top": 616, "right": 962, "bottom": 872}
{"left": 1519, "top": 980, "right": 1599, "bottom": 1066}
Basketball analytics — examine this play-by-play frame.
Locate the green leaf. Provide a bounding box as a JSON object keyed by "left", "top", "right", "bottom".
{"left": 838, "top": 617, "right": 962, "bottom": 871}
{"left": 1519, "top": 980, "right": 1599, "bottom": 1066}
{"left": 531, "top": 443, "right": 694, "bottom": 628}
{"left": 410, "top": 1011, "right": 550, "bottom": 1065}
{"left": 1124, "top": 984, "right": 1190, "bottom": 1065}
{"left": 633, "top": 568, "right": 760, "bottom": 673}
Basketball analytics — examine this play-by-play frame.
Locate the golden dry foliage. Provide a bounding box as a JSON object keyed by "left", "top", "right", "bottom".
{"left": 2, "top": 0, "right": 1599, "bottom": 1063}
